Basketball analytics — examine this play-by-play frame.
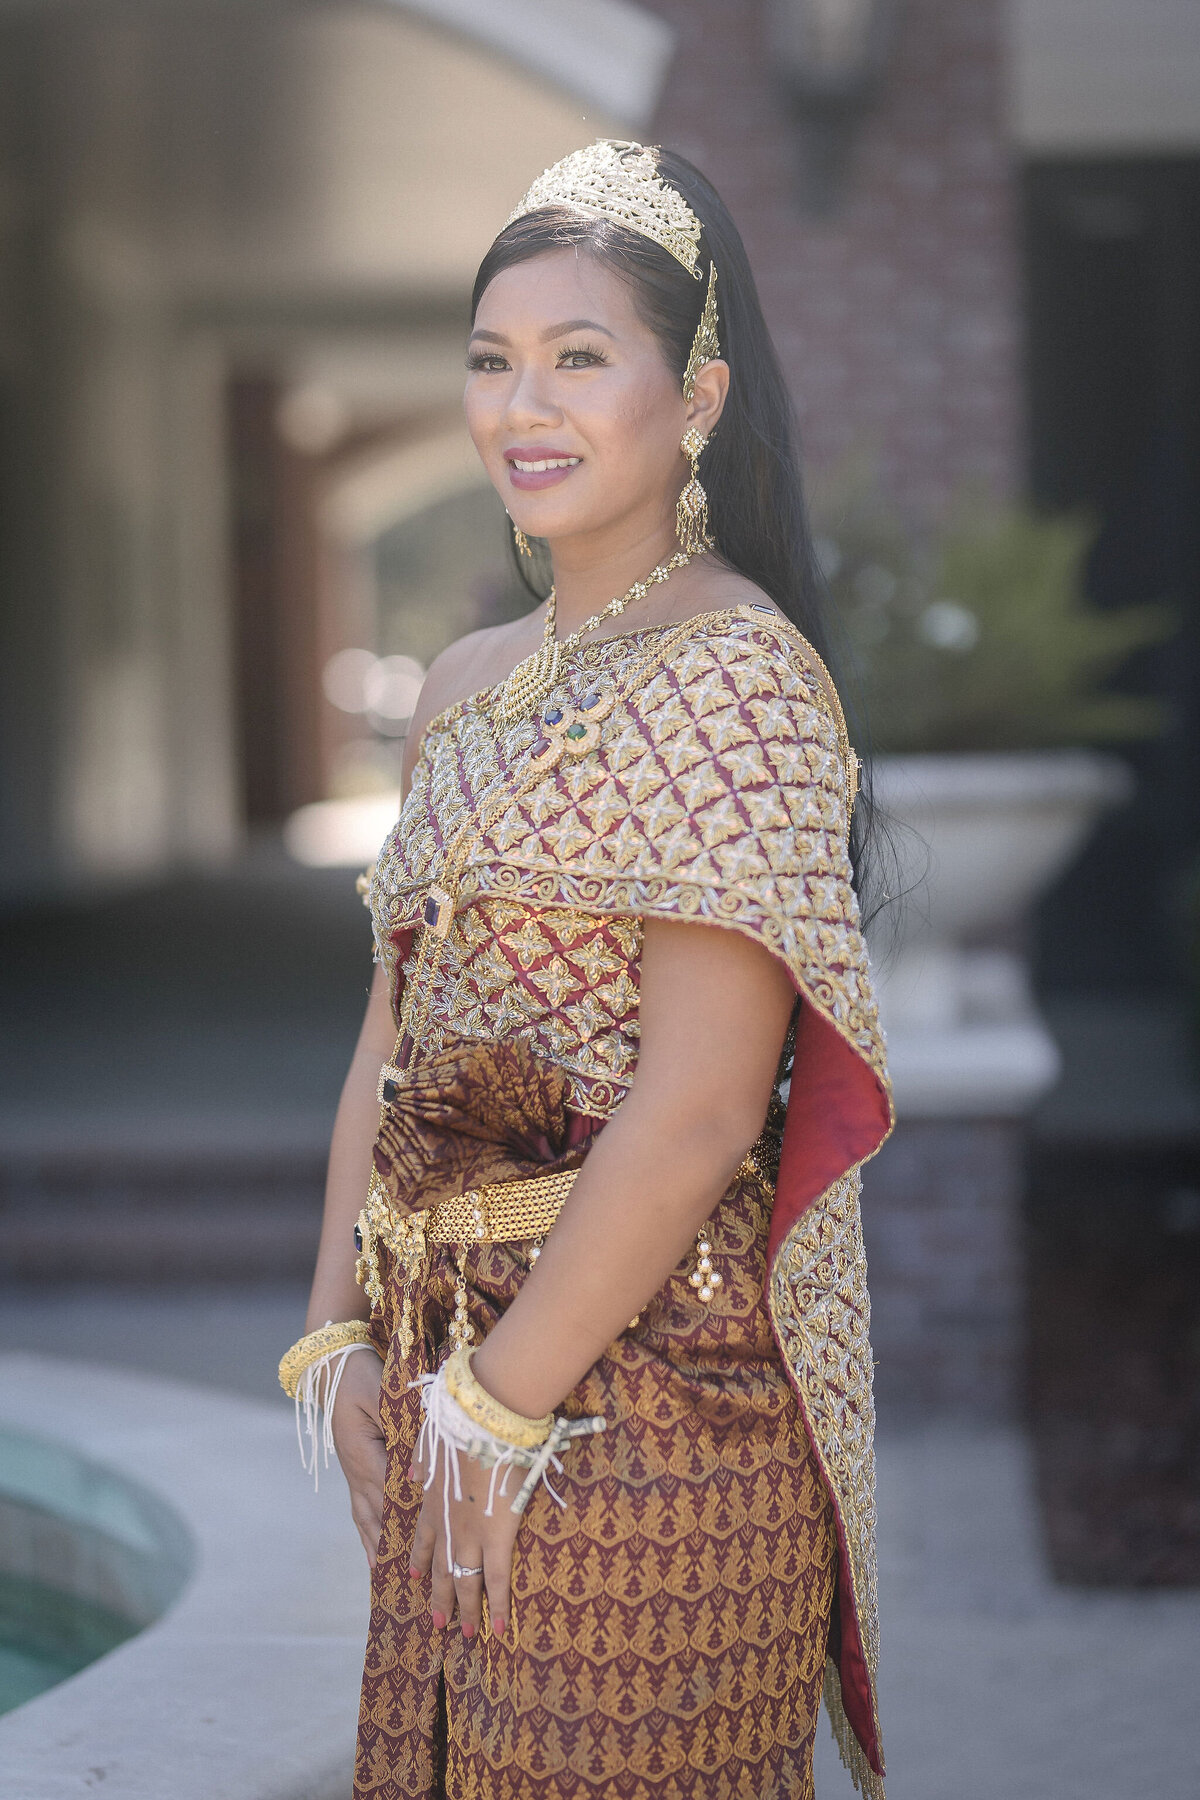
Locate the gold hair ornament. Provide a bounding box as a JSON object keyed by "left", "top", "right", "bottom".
{"left": 506, "top": 139, "right": 704, "bottom": 278}
{"left": 504, "top": 138, "right": 722, "bottom": 403}
{"left": 683, "top": 260, "right": 720, "bottom": 402}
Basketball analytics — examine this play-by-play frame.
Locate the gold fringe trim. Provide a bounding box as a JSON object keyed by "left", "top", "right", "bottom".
{"left": 823, "top": 1658, "right": 886, "bottom": 1800}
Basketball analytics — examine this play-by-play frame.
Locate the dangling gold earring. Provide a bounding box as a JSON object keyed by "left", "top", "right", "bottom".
{"left": 506, "top": 512, "right": 533, "bottom": 558}
{"left": 676, "top": 427, "right": 712, "bottom": 555}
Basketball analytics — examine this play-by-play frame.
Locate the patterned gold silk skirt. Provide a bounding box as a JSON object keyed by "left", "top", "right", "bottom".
{"left": 354, "top": 1160, "right": 836, "bottom": 1800}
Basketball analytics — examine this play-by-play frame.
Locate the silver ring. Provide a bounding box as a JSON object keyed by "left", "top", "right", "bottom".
{"left": 451, "top": 1562, "right": 483, "bottom": 1580}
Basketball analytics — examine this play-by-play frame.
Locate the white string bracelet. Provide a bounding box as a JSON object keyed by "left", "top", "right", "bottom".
{"left": 410, "top": 1365, "right": 606, "bottom": 1572}
{"left": 295, "top": 1342, "right": 383, "bottom": 1490}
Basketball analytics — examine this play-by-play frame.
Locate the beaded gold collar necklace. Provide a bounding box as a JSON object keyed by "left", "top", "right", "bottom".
{"left": 493, "top": 549, "right": 694, "bottom": 725}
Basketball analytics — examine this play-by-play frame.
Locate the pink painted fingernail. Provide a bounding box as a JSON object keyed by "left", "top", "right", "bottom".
{"left": 408, "top": 1567, "right": 421, "bottom": 1581}
{"left": 492, "top": 1618, "right": 506, "bottom": 1639}
{"left": 431, "top": 1609, "right": 446, "bottom": 1630}
{"left": 462, "top": 1623, "right": 475, "bottom": 1640}
{"left": 408, "top": 1464, "right": 419, "bottom": 1481}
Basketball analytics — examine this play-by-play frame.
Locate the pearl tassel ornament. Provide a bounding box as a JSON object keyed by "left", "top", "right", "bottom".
{"left": 688, "top": 1224, "right": 722, "bottom": 1303}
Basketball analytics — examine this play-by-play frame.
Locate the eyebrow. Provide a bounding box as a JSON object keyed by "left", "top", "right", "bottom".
{"left": 468, "top": 318, "right": 617, "bottom": 346}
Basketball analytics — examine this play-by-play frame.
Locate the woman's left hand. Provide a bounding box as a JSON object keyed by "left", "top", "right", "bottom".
{"left": 409, "top": 1442, "right": 522, "bottom": 1641}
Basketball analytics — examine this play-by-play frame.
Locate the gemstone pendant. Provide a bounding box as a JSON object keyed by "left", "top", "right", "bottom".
{"left": 422, "top": 885, "right": 454, "bottom": 938}
{"left": 577, "top": 684, "right": 616, "bottom": 722}
{"left": 376, "top": 1061, "right": 404, "bottom": 1104}
{"left": 528, "top": 700, "right": 604, "bottom": 771}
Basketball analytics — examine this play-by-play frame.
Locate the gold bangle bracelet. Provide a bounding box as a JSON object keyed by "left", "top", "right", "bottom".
{"left": 443, "top": 1346, "right": 554, "bottom": 1450}
{"left": 278, "top": 1320, "right": 376, "bottom": 1399}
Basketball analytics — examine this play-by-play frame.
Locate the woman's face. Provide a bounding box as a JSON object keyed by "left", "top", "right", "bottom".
{"left": 465, "top": 249, "right": 693, "bottom": 549}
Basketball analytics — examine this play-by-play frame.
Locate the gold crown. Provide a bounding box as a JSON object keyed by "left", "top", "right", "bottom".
{"left": 505, "top": 139, "right": 705, "bottom": 280}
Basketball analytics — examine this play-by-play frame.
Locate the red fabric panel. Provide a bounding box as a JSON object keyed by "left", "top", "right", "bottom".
{"left": 768, "top": 994, "right": 892, "bottom": 1777}
{"left": 769, "top": 996, "right": 892, "bottom": 1266}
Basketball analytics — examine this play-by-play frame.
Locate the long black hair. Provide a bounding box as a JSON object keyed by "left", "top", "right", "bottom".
{"left": 470, "top": 147, "right": 895, "bottom": 927}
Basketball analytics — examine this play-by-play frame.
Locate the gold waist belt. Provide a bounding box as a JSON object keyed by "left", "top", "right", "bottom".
{"left": 354, "top": 1165, "right": 579, "bottom": 1340}
{"left": 425, "top": 1168, "right": 579, "bottom": 1244}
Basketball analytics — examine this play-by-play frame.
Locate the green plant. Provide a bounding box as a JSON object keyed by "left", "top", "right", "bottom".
{"left": 814, "top": 493, "right": 1177, "bottom": 753}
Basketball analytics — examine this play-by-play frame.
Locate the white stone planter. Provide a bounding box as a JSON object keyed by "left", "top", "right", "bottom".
{"left": 867, "top": 750, "right": 1134, "bottom": 1117}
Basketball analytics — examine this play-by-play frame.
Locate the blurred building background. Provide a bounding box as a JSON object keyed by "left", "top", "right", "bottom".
{"left": 1, "top": 0, "right": 1198, "bottom": 1599}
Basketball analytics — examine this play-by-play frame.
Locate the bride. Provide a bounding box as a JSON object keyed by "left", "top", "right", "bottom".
{"left": 279, "top": 139, "right": 894, "bottom": 1800}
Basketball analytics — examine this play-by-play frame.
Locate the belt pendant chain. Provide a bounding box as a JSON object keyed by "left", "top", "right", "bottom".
{"left": 356, "top": 809, "right": 490, "bottom": 1356}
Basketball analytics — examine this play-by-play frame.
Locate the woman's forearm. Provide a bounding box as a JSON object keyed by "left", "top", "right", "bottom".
{"left": 469, "top": 1082, "right": 760, "bottom": 1419}
{"left": 470, "top": 917, "right": 795, "bottom": 1421}
{"left": 305, "top": 963, "right": 397, "bottom": 1332}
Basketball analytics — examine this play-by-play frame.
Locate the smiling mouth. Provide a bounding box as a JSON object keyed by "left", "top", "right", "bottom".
{"left": 509, "top": 456, "right": 581, "bottom": 473}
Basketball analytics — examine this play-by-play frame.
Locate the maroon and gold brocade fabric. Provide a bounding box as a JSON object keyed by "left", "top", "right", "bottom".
{"left": 360, "top": 607, "right": 894, "bottom": 1799}
{"left": 370, "top": 1036, "right": 598, "bottom": 1215}
{"left": 360, "top": 1095, "right": 835, "bottom": 1800}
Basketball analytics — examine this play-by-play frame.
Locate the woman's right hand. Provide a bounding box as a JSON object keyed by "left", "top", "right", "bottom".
{"left": 332, "top": 1349, "right": 388, "bottom": 1569}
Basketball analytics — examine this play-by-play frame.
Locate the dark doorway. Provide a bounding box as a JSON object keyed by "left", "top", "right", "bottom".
{"left": 227, "top": 373, "right": 325, "bottom": 827}
{"left": 1023, "top": 163, "right": 1200, "bottom": 1588}
{"left": 1023, "top": 159, "right": 1200, "bottom": 996}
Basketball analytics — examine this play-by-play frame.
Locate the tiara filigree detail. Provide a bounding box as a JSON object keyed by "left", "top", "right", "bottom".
{"left": 505, "top": 139, "right": 704, "bottom": 279}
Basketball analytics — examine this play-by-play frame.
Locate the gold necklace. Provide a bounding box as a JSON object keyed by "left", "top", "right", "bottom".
{"left": 493, "top": 549, "right": 694, "bottom": 725}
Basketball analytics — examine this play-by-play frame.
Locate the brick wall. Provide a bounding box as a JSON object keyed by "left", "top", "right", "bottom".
{"left": 645, "top": 4, "right": 1029, "bottom": 1416}
{"left": 647, "top": 0, "right": 1024, "bottom": 517}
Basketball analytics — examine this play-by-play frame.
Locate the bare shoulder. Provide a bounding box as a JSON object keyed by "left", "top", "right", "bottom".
{"left": 401, "top": 611, "right": 542, "bottom": 790}
{"left": 692, "top": 566, "right": 786, "bottom": 623}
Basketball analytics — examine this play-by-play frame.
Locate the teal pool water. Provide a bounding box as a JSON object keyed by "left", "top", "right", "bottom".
{"left": 0, "top": 1426, "right": 193, "bottom": 1716}
{"left": 0, "top": 1571, "right": 137, "bottom": 1715}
